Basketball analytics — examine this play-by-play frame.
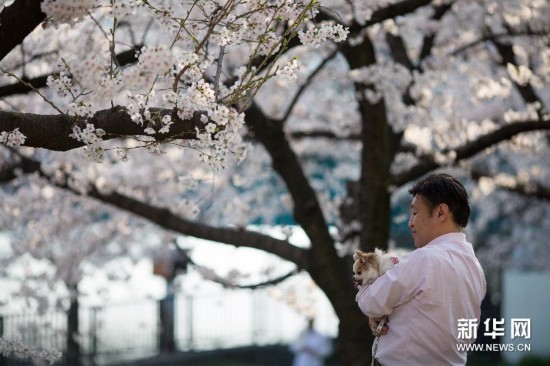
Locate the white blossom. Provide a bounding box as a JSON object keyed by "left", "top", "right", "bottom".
{"left": 137, "top": 44, "right": 175, "bottom": 76}
{"left": 276, "top": 58, "right": 300, "bottom": 81}
{"left": 69, "top": 124, "right": 105, "bottom": 145}
{"left": 46, "top": 71, "right": 80, "bottom": 99}
{"left": 298, "top": 22, "right": 349, "bottom": 48}
{"left": 0, "top": 337, "right": 62, "bottom": 365}
{"left": 0, "top": 129, "right": 26, "bottom": 147}
{"left": 41, "top": 0, "right": 98, "bottom": 24}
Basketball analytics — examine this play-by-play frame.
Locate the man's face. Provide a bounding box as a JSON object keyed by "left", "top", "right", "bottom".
{"left": 408, "top": 195, "right": 438, "bottom": 248}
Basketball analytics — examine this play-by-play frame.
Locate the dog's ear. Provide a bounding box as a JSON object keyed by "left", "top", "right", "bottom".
{"left": 354, "top": 249, "right": 370, "bottom": 264}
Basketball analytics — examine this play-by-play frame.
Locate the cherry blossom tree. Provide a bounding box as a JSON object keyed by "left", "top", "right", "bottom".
{"left": 1, "top": 0, "right": 550, "bottom": 365}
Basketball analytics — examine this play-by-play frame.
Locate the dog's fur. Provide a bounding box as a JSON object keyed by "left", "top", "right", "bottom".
{"left": 352, "top": 248, "right": 399, "bottom": 289}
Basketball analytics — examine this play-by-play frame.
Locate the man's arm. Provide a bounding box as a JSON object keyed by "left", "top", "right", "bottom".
{"left": 357, "top": 250, "right": 432, "bottom": 317}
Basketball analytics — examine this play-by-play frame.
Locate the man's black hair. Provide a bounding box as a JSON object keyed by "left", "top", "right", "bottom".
{"left": 408, "top": 173, "right": 470, "bottom": 228}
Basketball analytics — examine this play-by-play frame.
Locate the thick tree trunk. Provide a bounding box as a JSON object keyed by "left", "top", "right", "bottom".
{"left": 342, "top": 37, "right": 392, "bottom": 251}
{"left": 337, "top": 309, "right": 374, "bottom": 366}
{"left": 246, "top": 105, "right": 373, "bottom": 365}
{"left": 0, "top": 0, "right": 45, "bottom": 60}
{"left": 335, "top": 35, "right": 392, "bottom": 365}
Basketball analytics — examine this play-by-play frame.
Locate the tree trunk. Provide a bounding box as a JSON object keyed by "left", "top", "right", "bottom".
{"left": 333, "top": 35, "right": 392, "bottom": 365}
{"left": 343, "top": 36, "right": 392, "bottom": 251}
{"left": 247, "top": 105, "right": 374, "bottom": 365}
{"left": 0, "top": 0, "right": 45, "bottom": 60}
{"left": 337, "top": 309, "right": 374, "bottom": 366}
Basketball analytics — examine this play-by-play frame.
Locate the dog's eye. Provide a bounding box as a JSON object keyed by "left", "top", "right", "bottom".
{"left": 357, "top": 271, "right": 361, "bottom": 275}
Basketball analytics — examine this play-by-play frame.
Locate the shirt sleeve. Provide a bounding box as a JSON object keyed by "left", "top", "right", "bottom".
{"left": 357, "top": 250, "right": 432, "bottom": 318}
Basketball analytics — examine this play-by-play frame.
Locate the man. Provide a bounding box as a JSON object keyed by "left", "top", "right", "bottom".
{"left": 356, "top": 173, "right": 486, "bottom": 365}
{"left": 290, "top": 318, "right": 333, "bottom": 366}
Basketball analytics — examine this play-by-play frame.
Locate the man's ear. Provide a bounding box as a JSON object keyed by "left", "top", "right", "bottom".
{"left": 436, "top": 203, "right": 449, "bottom": 221}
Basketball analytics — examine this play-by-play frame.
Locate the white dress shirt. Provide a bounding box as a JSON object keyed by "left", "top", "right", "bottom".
{"left": 357, "top": 232, "right": 486, "bottom": 366}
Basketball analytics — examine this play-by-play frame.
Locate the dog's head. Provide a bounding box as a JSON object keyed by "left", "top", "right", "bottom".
{"left": 352, "top": 249, "right": 383, "bottom": 289}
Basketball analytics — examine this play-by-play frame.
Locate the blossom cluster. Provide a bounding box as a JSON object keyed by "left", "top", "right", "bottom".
{"left": 276, "top": 58, "right": 301, "bottom": 81}
{"left": 41, "top": 0, "right": 137, "bottom": 25}
{"left": 69, "top": 123, "right": 106, "bottom": 145}
{"left": 36, "top": 0, "right": 347, "bottom": 166}
{"left": 193, "top": 107, "right": 247, "bottom": 170}
{"left": 349, "top": 62, "right": 412, "bottom": 103}
{"left": 41, "top": 0, "right": 100, "bottom": 24}
{"left": 471, "top": 77, "right": 512, "bottom": 100}
{"left": 0, "top": 337, "right": 61, "bottom": 365}
{"left": 507, "top": 63, "right": 542, "bottom": 88}
{"left": 0, "top": 128, "right": 27, "bottom": 147}
{"left": 173, "top": 199, "right": 201, "bottom": 220}
{"left": 298, "top": 22, "right": 349, "bottom": 48}
{"left": 67, "top": 101, "right": 95, "bottom": 118}
{"left": 68, "top": 52, "right": 110, "bottom": 93}
{"left": 126, "top": 93, "right": 151, "bottom": 126}
{"left": 137, "top": 44, "right": 175, "bottom": 76}
{"left": 46, "top": 71, "right": 80, "bottom": 100}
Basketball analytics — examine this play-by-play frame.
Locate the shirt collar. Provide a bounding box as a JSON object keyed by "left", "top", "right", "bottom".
{"left": 425, "top": 232, "right": 466, "bottom": 247}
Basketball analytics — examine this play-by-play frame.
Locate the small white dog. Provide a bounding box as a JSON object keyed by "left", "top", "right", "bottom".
{"left": 352, "top": 248, "right": 399, "bottom": 289}
{"left": 352, "top": 248, "right": 400, "bottom": 365}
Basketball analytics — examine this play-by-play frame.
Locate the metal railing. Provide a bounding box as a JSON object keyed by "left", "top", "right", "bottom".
{"left": 0, "top": 288, "right": 314, "bottom": 365}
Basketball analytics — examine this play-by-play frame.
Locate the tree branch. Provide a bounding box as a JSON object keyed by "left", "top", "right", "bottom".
{"left": 0, "top": 152, "right": 309, "bottom": 267}
{"left": 352, "top": 0, "right": 434, "bottom": 31}
{"left": 227, "top": 268, "right": 300, "bottom": 289}
{"left": 450, "top": 28, "right": 550, "bottom": 57}
{"left": 254, "top": 0, "right": 438, "bottom": 74}
{"left": 190, "top": 259, "right": 302, "bottom": 289}
{"left": 385, "top": 33, "right": 416, "bottom": 106}
{"left": 392, "top": 119, "right": 550, "bottom": 186}
{"left": 490, "top": 34, "right": 547, "bottom": 117}
{"left": 0, "top": 107, "right": 202, "bottom": 151}
{"left": 280, "top": 48, "right": 339, "bottom": 124}
{"left": 418, "top": 2, "right": 453, "bottom": 63}
{"left": 385, "top": 33, "right": 415, "bottom": 71}
{"left": 470, "top": 168, "right": 550, "bottom": 201}
{"left": 245, "top": 102, "right": 353, "bottom": 304}
{"left": 289, "top": 130, "right": 360, "bottom": 140}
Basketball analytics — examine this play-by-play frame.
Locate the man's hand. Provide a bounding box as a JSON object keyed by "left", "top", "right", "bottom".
{"left": 369, "top": 316, "right": 389, "bottom": 336}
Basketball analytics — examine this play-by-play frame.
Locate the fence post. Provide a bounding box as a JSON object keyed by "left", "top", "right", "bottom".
{"left": 89, "top": 306, "right": 99, "bottom": 366}
{"left": 186, "top": 294, "right": 194, "bottom": 350}
{"left": 159, "top": 282, "right": 175, "bottom": 353}
{"left": 0, "top": 315, "right": 4, "bottom": 366}
{"left": 66, "top": 289, "right": 81, "bottom": 366}
{"left": 251, "top": 290, "right": 258, "bottom": 345}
